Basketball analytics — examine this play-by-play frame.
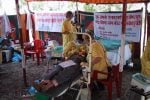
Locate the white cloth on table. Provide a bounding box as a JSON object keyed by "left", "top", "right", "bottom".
{"left": 107, "top": 44, "right": 131, "bottom": 65}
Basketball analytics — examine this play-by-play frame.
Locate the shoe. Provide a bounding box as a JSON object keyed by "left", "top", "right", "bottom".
{"left": 42, "top": 81, "right": 55, "bottom": 92}
{"left": 33, "top": 81, "right": 46, "bottom": 92}
{"left": 33, "top": 82, "right": 42, "bottom": 92}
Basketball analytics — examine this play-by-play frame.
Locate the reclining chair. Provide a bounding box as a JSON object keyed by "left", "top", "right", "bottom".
{"left": 35, "top": 32, "right": 92, "bottom": 100}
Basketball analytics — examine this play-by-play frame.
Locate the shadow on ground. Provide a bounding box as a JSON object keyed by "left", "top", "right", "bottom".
{"left": 0, "top": 59, "right": 142, "bottom": 100}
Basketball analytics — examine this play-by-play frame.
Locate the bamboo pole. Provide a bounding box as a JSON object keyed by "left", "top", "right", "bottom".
{"left": 75, "top": 1, "right": 79, "bottom": 24}
{"left": 142, "top": 2, "right": 148, "bottom": 53}
{"left": 15, "top": 0, "right": 28, "bottom": 87}
{"left": 119, "top": 0, "right": 127, "bottom": 97}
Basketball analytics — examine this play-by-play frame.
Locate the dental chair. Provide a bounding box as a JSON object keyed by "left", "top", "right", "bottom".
{"left": 37, "top": 66, "right": 89, "bottom": 100}
{"left": 38, "top": 32, "right": 92, "bottom": 100}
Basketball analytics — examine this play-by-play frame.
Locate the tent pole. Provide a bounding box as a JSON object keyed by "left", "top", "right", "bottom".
{"left": 75, "top": 1, "right": 80, "bottom": 32}
{"left": 119, "top": 0, "right": 127, "bottom": 97}
{"left": 142, "top": 2, "right": 148, "bottom": 53}
{"left": 15, "top": 0, "right": 28, "bottom": 87}
{"left": 75, "top": 1, "right": 79, "bottom": 23}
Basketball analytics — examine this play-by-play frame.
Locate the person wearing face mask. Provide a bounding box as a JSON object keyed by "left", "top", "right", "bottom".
{"left": 81, "top": 30, "right": 111, "bottom": 80}
{"left": 61, "top": 11, "right": 77, "bottom": 51}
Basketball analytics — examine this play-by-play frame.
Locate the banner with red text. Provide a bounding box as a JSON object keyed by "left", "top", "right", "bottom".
{"left": 94, "top": 11, "right": 142, "bottom": 42}
{"left": 34, "top": 13, "right": 65, "bottom": 32}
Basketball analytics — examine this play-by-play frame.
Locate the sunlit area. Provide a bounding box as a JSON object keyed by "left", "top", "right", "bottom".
{"left": 0, "top": 0, "right": 17, "bottom": 15}
{"left": 0, "top": 0, "right": 150, "bottom": 14}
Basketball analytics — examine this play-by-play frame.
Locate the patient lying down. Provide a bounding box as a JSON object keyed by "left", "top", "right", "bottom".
{"left": 33, "top": 42, "right": 87, "bottom": 93}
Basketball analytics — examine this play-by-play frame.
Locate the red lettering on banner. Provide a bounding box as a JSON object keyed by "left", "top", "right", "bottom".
{"left": 96, "top": 15, "right": 99, "bottom": 19}
{"left": 126, "top": 20, "right": 142, "bottom": 27}
{"left": 114, "top": 21, "right": 121, "bottom": 25}
{"left": 127, "top": 14, "right": 141, "bottom": 20}
{"left": 108, "top": 15, "right": 122, "bottom": 20}
{"left": 107, "top": 21, "right": 113, "bottom": 25}
{"left": 100, "top": 15, "right": 107, "bottom": 19}
{"left": 52, "top": 19, "right": 56, "bottom": 23}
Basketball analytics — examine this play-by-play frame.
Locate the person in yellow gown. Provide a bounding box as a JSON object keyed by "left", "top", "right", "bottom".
{"left": 63, "top": 41, "right": 78, "bottom": 59}
{"left": 141, "top": 36, "right": 150, "bottom": 77}
{"left": 63, "top": 40, "right": 88, "bottom": 60}
{"left": 61, "top": 11, "right": 77, "bottom": 50}
{"left": 82, "top": 30, "right": 110, "bottom": 79}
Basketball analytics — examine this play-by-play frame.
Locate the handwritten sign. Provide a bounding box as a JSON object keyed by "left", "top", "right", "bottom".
{"left": 34, "top": 13, "right": 65, "bottom": 32}
{"left": 94, "top": 11, "right": 142, "bottom": 42}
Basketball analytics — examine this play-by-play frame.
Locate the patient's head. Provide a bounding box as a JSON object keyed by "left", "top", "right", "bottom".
{"left": 78, "top": 44, "right": 88, "bottom": 57}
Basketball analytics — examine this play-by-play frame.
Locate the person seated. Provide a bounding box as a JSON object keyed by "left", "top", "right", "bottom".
{"left": 0, "top": 37, "right": 21, "bottom": 62}
{"left": 33, "top": 41, "right": 88, "bottom": 94}
{"left": 81, "top": 30, "right": 111, "bottom": 80}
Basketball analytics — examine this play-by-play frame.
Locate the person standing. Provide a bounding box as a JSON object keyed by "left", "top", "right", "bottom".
{"left": 61, "top": 11, "right": 77, "bottom": 50}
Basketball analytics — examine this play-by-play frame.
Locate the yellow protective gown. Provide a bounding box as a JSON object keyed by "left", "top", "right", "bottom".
{"left": 63, "top": 41, "right": 78, "bottom": 59}
{"left": 141, "top": 37, "right": 150, "bottom": 77}
{"left": 62, "top": 19, "right": 77, "bottom": 50}
{"left": 63, "top": 41, "right": 88, "bottom": 59}
{"left": 90, "top": 41, "right": 110, "bottom": 79}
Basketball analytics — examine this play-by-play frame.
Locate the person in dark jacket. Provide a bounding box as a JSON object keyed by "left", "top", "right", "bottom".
{"left": 33, "top": 42, "right": 87, "bottom": 93}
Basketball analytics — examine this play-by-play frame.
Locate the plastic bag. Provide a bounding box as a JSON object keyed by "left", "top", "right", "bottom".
{"left": 12, "top": 52, "right": 22, "bottom": 63}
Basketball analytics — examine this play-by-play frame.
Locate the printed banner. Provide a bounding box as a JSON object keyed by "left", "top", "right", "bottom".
{"left": 34, "top": 13, "right": 65, "bottom": 32}
{"left": 94, "top": 11, "right": 142, "bottom": 42}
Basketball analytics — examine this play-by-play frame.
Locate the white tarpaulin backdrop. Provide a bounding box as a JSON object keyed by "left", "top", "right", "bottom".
{"left": 94, "top": 11, "right": 142, "bottom": 42}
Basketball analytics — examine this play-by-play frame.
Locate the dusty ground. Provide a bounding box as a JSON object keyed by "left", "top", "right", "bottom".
{"left": 0, "top": 58, "right": 142, "bottom": 100}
